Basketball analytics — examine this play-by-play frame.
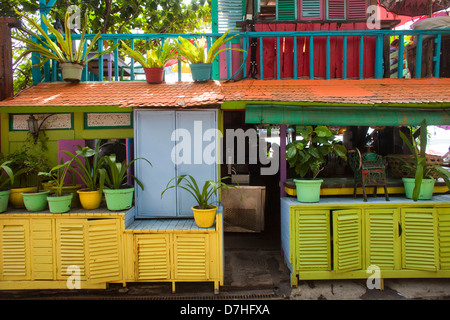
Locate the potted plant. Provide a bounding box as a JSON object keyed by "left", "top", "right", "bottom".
{"left": 61, "top": 142, "right": 107, "bottom": 210}
{"left": 14, "top": 9, "right": 119, "bottom": 82}
{"left": 177, "top": 29, "right": 246, "bottom": 81}
{"left": 161, "top": 174, "right": 241, "bottom": 228}
{"left": 5, "top": 149, "right": 40, "bottom": 208}
{"left": 20, "top": 153, "right": 51, "bottom": 212}
{"left": 103, "top": 154, "right": 152, "bottom": 211}
{"left": 40, "top": 159, "right": 76, "bottom": 213}
{"left": 0, "top": 161, "right": 15, "bottom": 213}
{"left": 285, "top": 126, "right": 347, "bottom": 203}
{"left": 394, "top": 119, "right": 450, "bottom": 201}
{"left": 121, "top": 40, "right": 177, "bottom": 84}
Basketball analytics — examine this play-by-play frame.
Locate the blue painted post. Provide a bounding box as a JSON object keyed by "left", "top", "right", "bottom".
{"left": 52, "top": 60, "right": 57, "bottom": 82}
{"left": 98, "top": 39, "right": 104, "bottom": 81}
{"left": 243, "top": 37, "right": 248, "bottom": 79}
{"left": 359, "top": 36, "right": 364, "bottom": 79}
{"left": 434, "top": 33, "right": 441, "bottom": 78}
{"left": 114, "top": 39, "right": 119, "bottom": 81}
{"left": 343, "top": 36, "right": 347, "bottom": 79}
{"left": 130, "top": 39, "right": 134, "bottom": 81}
{"left": 397, "top": 35, "right": 404, "bottom": 79}
{"left": 374, "top": 35, "right": 383, "bottom": 79}
{"left": 293, "top": 36, "right": 298, "bottom": 80}
{"left": 259, "top": 37, "right": 264, "bottom": 80}
{"left": 309, "top": 36, "right": 314, "bottom": 79}
{"left": 326, "top": 36, "right": 330, "bottom": 80}
{"left": 416, "top": 34, "right": 423, "bottom": 78}
{"left": 276, "top": 37, "right": 281, "bottom": 79}
{"left": 83, "top": 40, "right": 88, "bottom": 81}
{"left": 31, "top": 52, "right": 42, "bottom": 85}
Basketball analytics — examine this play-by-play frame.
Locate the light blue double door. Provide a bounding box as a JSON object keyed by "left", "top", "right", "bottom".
{"left": 134, "top": 109, "right": 219, "bottom": 218}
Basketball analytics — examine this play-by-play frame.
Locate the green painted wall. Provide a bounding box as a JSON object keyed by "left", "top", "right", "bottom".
{"left": 1, "top": 107, "right": 134, "bottom": 167}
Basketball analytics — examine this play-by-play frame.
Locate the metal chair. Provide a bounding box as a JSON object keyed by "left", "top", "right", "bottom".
{"left": 348, "top": 147, "right": 389, "bottom": 202}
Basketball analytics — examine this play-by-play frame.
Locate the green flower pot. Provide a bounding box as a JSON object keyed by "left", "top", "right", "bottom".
{"left": 0, "top": 189, "right": 10, "bottom": 213}
{"left": 47, "top": 193, "right": 73, "bottom": 213}
{"left": 21, "top": 190, "right": 50, "bottom": 212}
{"left": 103, "top": 187, "right": 134, "bottom": 211}
{"left": 190, "top": 63, "right": 212, "bottom": 81}
{"left": 402, "top": 177, "right": 436, "bottom": 200}
{"left": 293, "top": 179, "right": 323, "bottom": 203}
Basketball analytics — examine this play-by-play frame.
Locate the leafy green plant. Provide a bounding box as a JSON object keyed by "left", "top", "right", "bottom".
{"left": 121, "top": 40, "right": 177, "bottom": 68}
{"left": 60, "top": 142, "right": 107, "bottom": 193}
{"left": 13, "top": 9, "right": 119, "bottom": 67}
{"left": 0, "top": 161, "right": 15, "bottom": 190}
{"left": 177, "top": 29, "right": 246, "bottom": 64}
{"left": 39, "top": 159, "right": 75, "bottom": 197}
{"left": 394, "top": 119, "right": 450, "bottom": 200}
{"left": 161, "top": 174, "right": 241, "bottom": 210}
{"left": 103, "top": 155, "right": 152, "bottom": 190}
{"left": 285, "top": 126, "right": 347, "bottom": 179}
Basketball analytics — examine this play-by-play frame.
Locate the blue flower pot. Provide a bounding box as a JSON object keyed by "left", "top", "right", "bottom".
{"left": 190, "top": 63, "right": 212, "bottom": 81}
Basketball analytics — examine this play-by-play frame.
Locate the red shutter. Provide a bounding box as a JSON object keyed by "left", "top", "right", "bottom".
{"left": 327, "top": 0, "right": 346, "bottom": 19}
{"left": 348, "top": 0, "right": 366, "bottom": 19}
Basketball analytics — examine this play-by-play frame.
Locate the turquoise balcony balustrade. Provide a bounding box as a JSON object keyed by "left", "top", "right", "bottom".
{"left": 31, "top": 28, "right": 450, "bottom": 85}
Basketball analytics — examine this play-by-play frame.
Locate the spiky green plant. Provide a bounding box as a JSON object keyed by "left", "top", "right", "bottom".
{"left": 14, "top": 9, "right": 119, "bottom": 67}
{"left": 121, "top": 41, "right": 177, "bottom": 68}
{"left": 393, "top": 119, "right": 450, "bottom": 201}
{"left": 177, "top": 29, "right": 246, "bottom": 64}
{"left": 161, "top": 174, "right": 241, "bottom": 210}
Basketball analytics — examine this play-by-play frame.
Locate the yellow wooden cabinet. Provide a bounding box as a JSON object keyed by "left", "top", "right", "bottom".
{"left": 128, "top": 214, "right": 224, "bottom": 294}
{"left": 0, "top": 214, "right": 124, "bottom": 290}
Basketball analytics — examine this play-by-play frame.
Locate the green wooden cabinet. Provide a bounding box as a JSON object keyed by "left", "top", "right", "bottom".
{"left": 284, "top": 196, "right": 450, "bottom": 286}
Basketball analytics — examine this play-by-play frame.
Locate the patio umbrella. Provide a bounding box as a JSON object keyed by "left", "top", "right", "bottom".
{"left": 379, "top": 0, "right": 450, "bottom": 17}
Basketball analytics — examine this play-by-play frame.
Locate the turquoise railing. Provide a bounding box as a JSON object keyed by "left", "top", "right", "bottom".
{"left": 32, "top": 28, "right": 450, "bottom": 85}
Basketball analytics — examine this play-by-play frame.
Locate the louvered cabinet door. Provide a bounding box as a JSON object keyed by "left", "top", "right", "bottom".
{"left": 401, "top": 208, "right": 439, "bottom": 271}
{"left": 333, "top": 209, "right": 363, "bottom": 273}
{"left": 135, "top": 234, "right": 171, "bottom": 281}
{"left": 365, "top": 209, "right": 401, "bottom": 271}
{"left": 295, "top": 210, "right": 331, "bottom": 271}
{"left": 438, "top": 208, "right": 450, "bottom": 270}
{"left": 86, "top": 219, "right": 122, "bottom": 282}
{"left": 55, "top": 219, "right": 87, "bottom": 280}
{"left": 0, "top": 220, "right": 30, "bottom": 280}
{"left": 173, "top": 234, "right": 209, "bottom": 280}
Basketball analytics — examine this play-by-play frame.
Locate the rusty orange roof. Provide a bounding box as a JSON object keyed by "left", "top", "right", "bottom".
{"left": 0, "top": 78, "right": 449, "bottom": 108}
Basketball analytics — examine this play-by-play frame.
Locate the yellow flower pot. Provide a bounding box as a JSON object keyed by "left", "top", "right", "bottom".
{"left": 9, "top": 187, "right": 37, "bottom": 208}
{"left": 192, "top": 205, "right": 218, "bottom": 228}
{"left": 77, "top": 189, "right": 102, "bottom": 210}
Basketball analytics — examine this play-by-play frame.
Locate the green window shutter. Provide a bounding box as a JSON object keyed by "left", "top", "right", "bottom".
{"left": 401, "top": 208, "right": 439, "bottom": 271}
{"left": 365, "top": 209, "right": 401, "bottom": 270}
{"left": 277, "top": 0, "right": 297, "bottom": 20}
{"left": 438, "top": 209, "right": 450, "bottom": 270}
{"left": 333, "top": 209, "right": 362, "bottom": 273}
{"left": 301, "top": 0, "right": 322, "bottom": 19}
{"left": 295, "top": 210, "right": 331, "bottom": 271}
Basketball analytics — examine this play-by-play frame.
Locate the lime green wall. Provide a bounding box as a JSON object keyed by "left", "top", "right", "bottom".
{"left": 1, "top": 107, "right": 134, "bottom": 167}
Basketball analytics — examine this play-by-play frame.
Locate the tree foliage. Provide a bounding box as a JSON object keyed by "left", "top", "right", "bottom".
{"left": 1, "top": 0, "right": 211, "bottom": 93}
